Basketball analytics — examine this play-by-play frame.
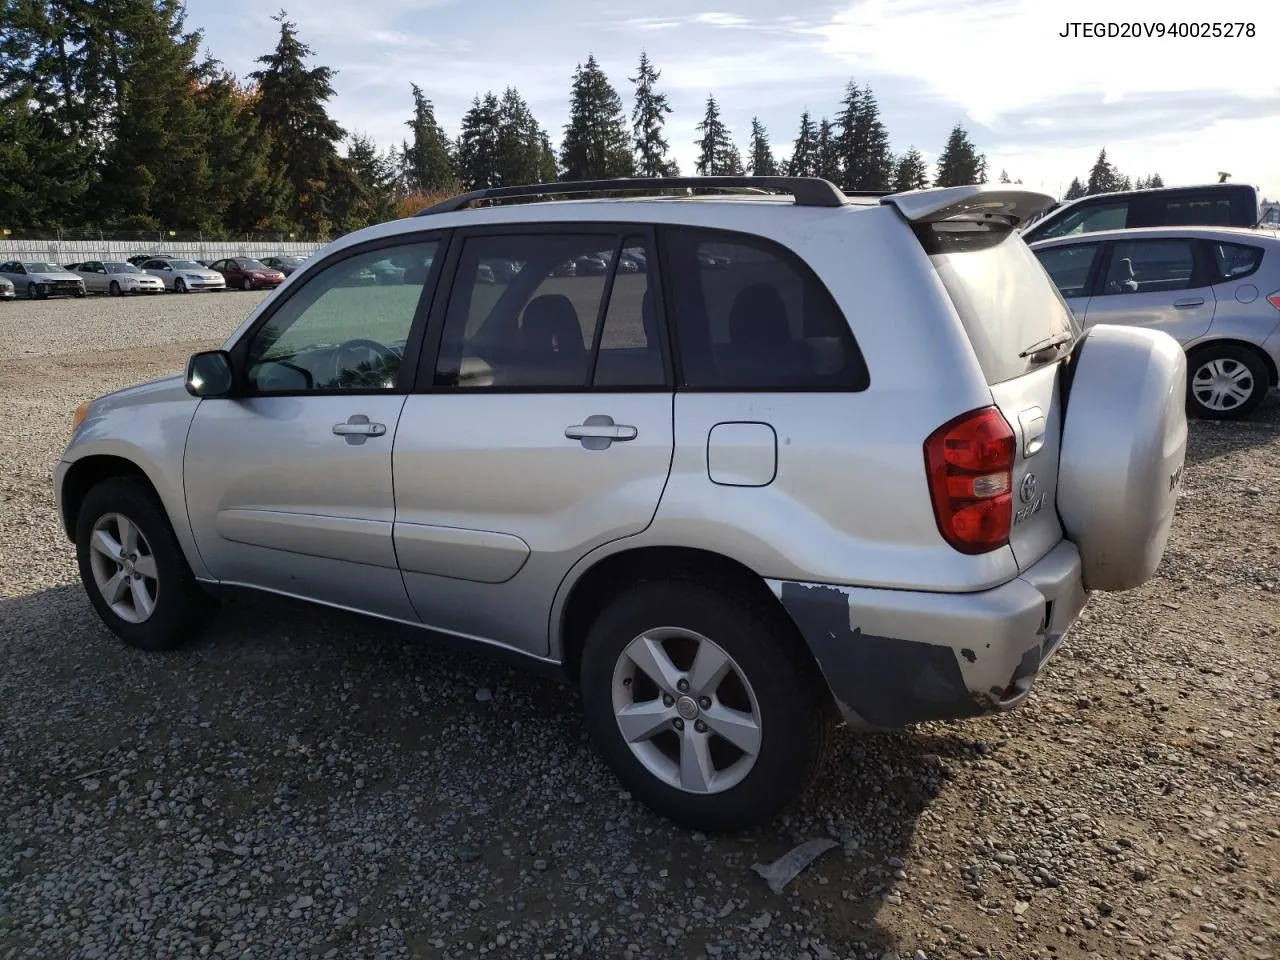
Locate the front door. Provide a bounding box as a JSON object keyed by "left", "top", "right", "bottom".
{"left": 184, "top": 236, "right": 444, "bottom": 619}
{"left": 392, "top": 228, "right": 674, "bottom": 656}
{"left": 1079, "top": 236, "right": 1216, "bottom": 343}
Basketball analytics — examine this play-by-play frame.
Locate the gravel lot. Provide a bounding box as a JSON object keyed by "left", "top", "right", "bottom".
{"left": 2, "top": 293, "right": 1278, "bottom": 960}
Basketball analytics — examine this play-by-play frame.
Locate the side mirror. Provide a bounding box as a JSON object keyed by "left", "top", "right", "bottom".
{"left": 185, "top": 350, "right": 235, "bottom": 398}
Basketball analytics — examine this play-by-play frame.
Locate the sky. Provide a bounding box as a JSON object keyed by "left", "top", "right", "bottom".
{"left": 186, "top": 0, "right": 1280, "bottom": 201}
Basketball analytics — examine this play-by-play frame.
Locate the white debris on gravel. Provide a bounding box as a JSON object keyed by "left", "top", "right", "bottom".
{"left": 1, "top": 295, "right": 1278, "bottom": 960}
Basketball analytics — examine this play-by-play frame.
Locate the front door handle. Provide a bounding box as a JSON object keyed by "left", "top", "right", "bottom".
{"left": 333, "top": 414, "right": 386, "bottom": 445}
{"left": 1174, "top": 297, "right": 1205, "bottom": 308}
{"left": 566, "top": 414, "right": 637, "bottom": 450}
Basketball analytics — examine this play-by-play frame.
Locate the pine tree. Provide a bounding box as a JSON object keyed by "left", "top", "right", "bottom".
{"left": 629, "top": 51, "right": 675, "bottom": 177}
{"left": 1064, "top": 177, "right": 1086, "bottom": 200}
{"left": 999, "top": 169, "right": 1011, "bottom": 183}
{"left": 747, "top": 117, "right": 778, "bottom": 176}
{"left": 560, "top": 54, "right": 633, "bottom": 180}
{"left": 834, "top": 80, "right": 860, "bottom": 187}
{"left": 250, "top": 11, "right": 354, "bottom": 234}
{"left": 934, "top": 124, "right": 986, "bottom": 187}
{"left": 787, "top": 110, "right": 817, "bottom": 177}
{"left": 456, "top": 93, "right": 502, "bottom": 189}
{"left": 94, "top": 0, "right": 209, "bottom": 229}
{"left": 193, "top": 69, "right": 284, "bottom": 235}
{"left": 1115, "top": 173, "right": 1132, "bottom": 191}
{"left": 1085, "top": 148, "right": 1114, "bottom": 194}
{"left": 815, "top": 118, "right": 841, "bottom": 183}
{"left": 402, "top": 83, "right": 456, "bottom": 192}
{"left": 494, "top": 86, "right": 556, "bottom": 185}
{"left": 1149, "top": 173, "right": 1164, "bottom": 188}
{"left": 892, "top": 148, "right": 930, "bottom": 192}
{"left": 0, "top": 90, "right": 45, "bottom": 227}
{"left": 342, "top": 132, "right": 397, "bottom": 227}
{"left": 694, "top": 95, "right": 740, "bottom": 175}
{"left": 847, "top": 85, "right": 892, "bottom": 190}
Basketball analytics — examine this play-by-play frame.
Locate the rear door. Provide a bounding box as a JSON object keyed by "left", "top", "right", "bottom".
{"left": 915, "top": 220, "right": 1078, "bottom": 570}
{"left": 392, "top": 225, "right": 674, "bottom": 657}
{"left": 1080, "top": 237, "right": 1215, "bottom": 343}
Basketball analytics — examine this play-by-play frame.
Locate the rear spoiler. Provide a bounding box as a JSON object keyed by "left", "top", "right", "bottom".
{"left": 882, "top": 185, "right": 1057, "bottom": 229}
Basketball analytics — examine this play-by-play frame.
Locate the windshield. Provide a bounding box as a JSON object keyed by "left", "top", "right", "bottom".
{"left": 170, "top": 260, "right": 203, "bottom": 271}
{"left": 238, "top": 259, "right": 268, "bottom": 270}
{"left": 24, "top": 262, "right": 63, "bottom": 273}
{"left": 106, "top": 262, "right": 143, "bottom": 274}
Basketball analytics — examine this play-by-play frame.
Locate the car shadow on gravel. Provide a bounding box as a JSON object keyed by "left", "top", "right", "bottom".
{"left": 0, "top": 583, "right": 978, "bottom": 957}
{"left": 1184, "top": 390, "right": 1280, "bottom": 465}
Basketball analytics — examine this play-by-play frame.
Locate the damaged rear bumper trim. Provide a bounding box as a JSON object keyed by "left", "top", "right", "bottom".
{"left": 767, "top": 541, "right": 1088, "bottom": 730}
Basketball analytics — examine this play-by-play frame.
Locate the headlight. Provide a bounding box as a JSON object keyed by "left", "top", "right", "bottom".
{"left": 71, "top": 401, "right": 91, "bottom": 435}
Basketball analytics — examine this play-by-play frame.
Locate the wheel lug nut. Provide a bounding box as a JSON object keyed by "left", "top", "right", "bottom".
{"left": 695, "top": 720, "right": 707, "bottom": 734}
{"left": 677, "top": 679, "right": 690, "bottom": 693}
{"left": 673, "top": 718, "right": 684, "bottom": 731}
{"left": 698, "top": 697, "right": 711, "bottom": 709}
{"left": 662, "top": 694, "right": 674, "bottom": 707}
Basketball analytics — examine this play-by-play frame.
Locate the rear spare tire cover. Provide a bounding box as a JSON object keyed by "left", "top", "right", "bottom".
{"left": 1058, "top": 324, "right": 1187, "bottom": 592}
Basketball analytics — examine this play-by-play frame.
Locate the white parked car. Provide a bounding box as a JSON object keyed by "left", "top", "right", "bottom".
{"left": 140, "top": 258, "right": 227, "bottom": 293}
{"left": 68, "top": 260, "right": 166, "bottom": 296}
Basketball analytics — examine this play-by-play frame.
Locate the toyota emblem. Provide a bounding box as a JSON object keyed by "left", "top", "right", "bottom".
{"left": 1019, "top": 473, "right": 1038, "bottom": 504}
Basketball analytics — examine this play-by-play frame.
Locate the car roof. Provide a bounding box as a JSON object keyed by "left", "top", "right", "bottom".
{"left": 1030, "top": 225, "right": 1280, "bottom": 248}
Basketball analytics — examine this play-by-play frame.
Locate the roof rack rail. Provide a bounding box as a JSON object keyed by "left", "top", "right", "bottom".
{"left": 416, "top": 176, "right": 849, "bottom": 215}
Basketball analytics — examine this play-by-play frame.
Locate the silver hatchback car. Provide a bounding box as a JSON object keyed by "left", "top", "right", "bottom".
{"left": 55, "top": 177, "right": 1187, "bottom": 831}
{"left": 1030, "top": 226, "right": 1280, "bottom": 419}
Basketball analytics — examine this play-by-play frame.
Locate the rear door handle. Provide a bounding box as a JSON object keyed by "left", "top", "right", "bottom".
{"left": 333, "top": 414, "right": 386, "bottom": 444}
{"left": 1173, "top": 297, "right": 1205, "bottom": 308}
{"left": 566, "top": 414, "right": 637, "bottom": 450}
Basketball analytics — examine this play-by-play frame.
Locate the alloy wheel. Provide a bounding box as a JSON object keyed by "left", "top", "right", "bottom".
{"left": 88, "top": 512, "right": 159, "bottom": 624}
{"left": 611, "top": 627, "right": 762, "bottom": 795}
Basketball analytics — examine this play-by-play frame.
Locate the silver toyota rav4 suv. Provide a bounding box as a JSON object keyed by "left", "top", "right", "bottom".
{"left": 55, "top": 177, "right": 1188, "bottom": 832}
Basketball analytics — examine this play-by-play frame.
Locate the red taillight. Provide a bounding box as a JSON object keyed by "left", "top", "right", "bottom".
{"left": 924, "top": 406, "right": 1016, "bottom": 554}
{"left": 1267, "top": 290, "right": 1280, "bottom": 311}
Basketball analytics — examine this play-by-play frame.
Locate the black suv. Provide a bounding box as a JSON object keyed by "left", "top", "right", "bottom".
{"left": 1022, "top": 183, "right": 1260, "bottom": 243}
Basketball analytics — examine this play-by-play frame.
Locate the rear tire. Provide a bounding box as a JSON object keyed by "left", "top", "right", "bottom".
{"left": 75, "top": 477, "right": 214, "bottom": 651}
{"left": 1186, "top": 344, "right": 1268, "bottom": 421}
{"left": 579, "top": 579, "right": 831, "bottom": 833}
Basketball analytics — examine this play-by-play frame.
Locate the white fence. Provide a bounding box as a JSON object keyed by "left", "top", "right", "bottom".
{"left": 0, "top": 239, "right": 327, "bottom": 264}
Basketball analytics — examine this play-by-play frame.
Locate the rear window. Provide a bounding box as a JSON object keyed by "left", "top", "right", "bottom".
{"left": 919, "top": 224, "right": 1080, "bottom": 385}
{"left": 1159, "top": 196, "right": 1233, "bottom": 227}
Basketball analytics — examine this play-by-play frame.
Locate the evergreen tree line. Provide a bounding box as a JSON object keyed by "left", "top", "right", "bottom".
{"left": 1061, "top": 148, "right": 1164, "bottom": 201}
{"left": 0, "top": 2, "right": 1001, "bottom": 237}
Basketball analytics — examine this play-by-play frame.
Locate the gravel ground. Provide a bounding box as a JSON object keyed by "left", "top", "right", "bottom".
{"left": 1, "top": 294, "right": 1278, "bottom": 960}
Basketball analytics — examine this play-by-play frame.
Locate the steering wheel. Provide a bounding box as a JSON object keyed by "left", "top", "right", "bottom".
{"left": 335, "top": 338, "right": 400, "bottom": 388}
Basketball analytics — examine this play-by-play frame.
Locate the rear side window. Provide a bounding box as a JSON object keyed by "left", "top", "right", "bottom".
{"left": 920, "top": 225, "right": 1080, "bottom": 386}
{"left": 1101, "top": 239, "right": 1197, "bottom": 294}
{"left": 1159, "top": 195, "right": 1233, "bottom": 227}
{"left": 1209, "top": 241, "right": 1263, "bottom": 281}
{"left": 661, "top": 227, "right": 868, "bottom": 390}
{"left": 1034, "top": 243, "right": 1101, "bottom": 298}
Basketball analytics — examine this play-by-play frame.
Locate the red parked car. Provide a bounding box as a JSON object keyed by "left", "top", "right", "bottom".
{"left": 209, "top": 257, "right": 286, "bottom": 291}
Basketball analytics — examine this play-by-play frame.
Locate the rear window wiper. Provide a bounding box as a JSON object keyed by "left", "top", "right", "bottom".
{"left": 1018, "top": 331, "right": 1074, "bottom": 359}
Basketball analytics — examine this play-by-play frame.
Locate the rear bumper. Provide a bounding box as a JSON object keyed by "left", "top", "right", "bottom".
{"left": 768, "top": 541, "right": 1088, "bottom": 729}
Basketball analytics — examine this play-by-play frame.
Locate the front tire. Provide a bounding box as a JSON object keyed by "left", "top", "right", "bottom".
{"left": 1187, "top": 344, "right": 1268, "bottom": 420}
{"left": 75, "top": 477, "right": 213, "bottom": 651}
{"left": 109, "top": 281, "right": 121, "bottom": 297}
{"left": 242, "top": 277, "right": 253, "bottom": 291}
{"left": 579, "top": 580, "right": 831, "bottom": 833}
{"left": 174, "top": 278, "right": 187, "bottom": 294}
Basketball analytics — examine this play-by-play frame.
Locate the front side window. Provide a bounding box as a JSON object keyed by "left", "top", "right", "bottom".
{"left": 662, "top": 227, "right": 867, "bottom": 390}
{"left": 1033, "top": 201, "right": 1129, "bottom": 240}
{"left": 244, "top": 239, "right": 438, "bottom": 392}
{"left": 1101, "top": 239, "right": 1197, "bottom": 295}
{"left": 1034, "top": 243, "right": 1101, "bottom": 298}
{"left": 434, "top": 232, "right": 664, "bottom": 390}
